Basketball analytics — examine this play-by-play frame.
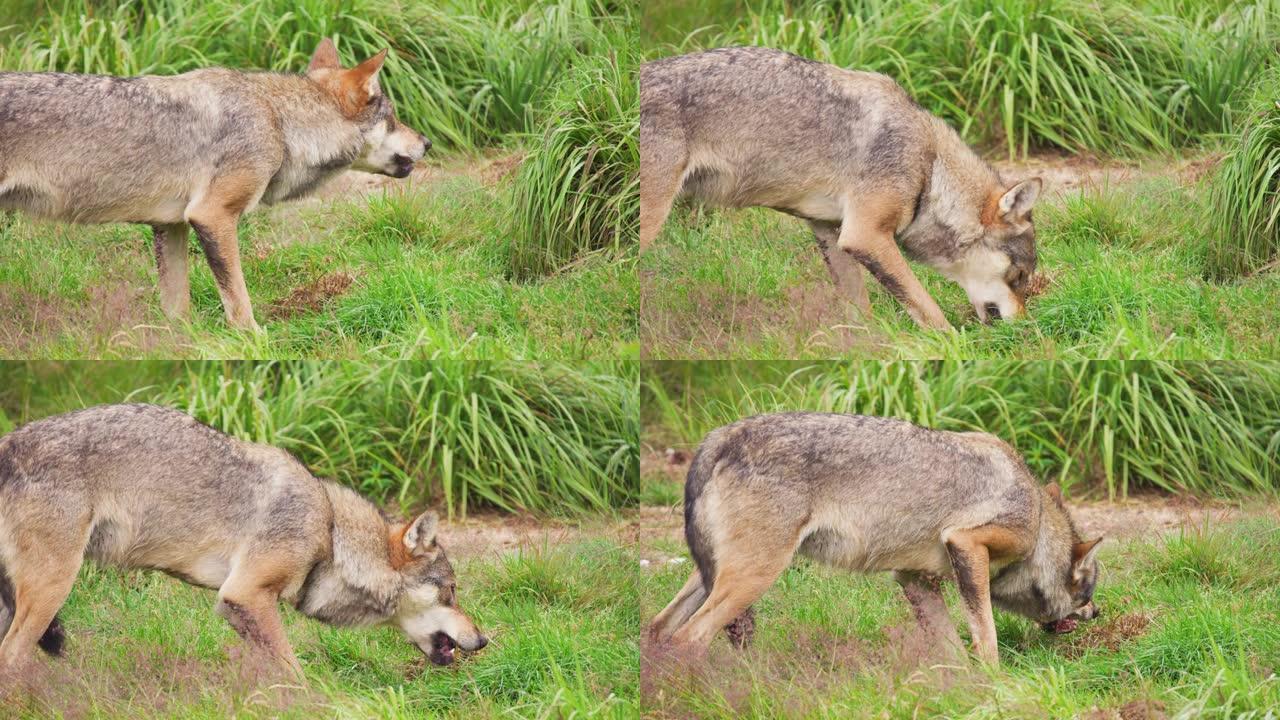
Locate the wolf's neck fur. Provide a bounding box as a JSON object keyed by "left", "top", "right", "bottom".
{"left": 295, "top": 482, "right": 403, "bottom": 627}
{"left": 907, "top": 117, "right": 1003, "bottom": 242}
{"left": 252, "top": 73, "right": 365, "bottom": 205}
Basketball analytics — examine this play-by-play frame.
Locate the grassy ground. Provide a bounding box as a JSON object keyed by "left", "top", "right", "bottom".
{"left": 639, "top": 512, "right": 1280, "bottom": 718}
{"left": 1, "top": 534, "right": 639, "bottom": 719}
{"left": 641, "top": 174, "right": 1280, "bottom": 360}
{"left": 0, "top": 165, "right": 636, "bottom": 359}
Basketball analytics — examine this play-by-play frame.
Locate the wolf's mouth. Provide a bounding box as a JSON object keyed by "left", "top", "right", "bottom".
{"left": 428, "top": 631, "right": 456, "bottom": 665}
{"left": 390, "top": 154, "right": 415, "bottom": 178}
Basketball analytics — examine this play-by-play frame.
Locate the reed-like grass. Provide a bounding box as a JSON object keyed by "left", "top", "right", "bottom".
{"left": 644, "top": 361, "right": 1280, "bottom": 499}
{"left": 0, "top": 360, "right": 639, "bottom": 516}
{"left": 507, "top": 38, "right": 639, "bottom": 278}
{"left": 1206, "top": 69, "right": 1280, "bottom": 278}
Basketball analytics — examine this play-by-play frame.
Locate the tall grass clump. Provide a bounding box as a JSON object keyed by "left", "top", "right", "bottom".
{"left": 644, "top": 361, "right": 1280, "bottom": 498}
{"left": 0, "top": 0, "right": 611, "bottom": 151}
{"left": 507, "top": 16, "right": 638, "bottom": 278}
{"left": 692, "top": 0, "right": 1280, "bottom": 157}
{"left": 0, "top": 360, "right": 639, "bottom": 516}
{"left": 1205, "top": 69, "right": 1280, "bottom": 278}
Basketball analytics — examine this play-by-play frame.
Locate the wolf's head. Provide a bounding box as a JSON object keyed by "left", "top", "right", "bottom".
{"left": 388, "top": 511, "right": 488, "bottom": 665}
{"left": 306, "top": 38, "right": 430, "bottom": 178}
{"left": 989, "top": 483, "right": 1102, "bottom": 633}
{"left": 938, "top": 177, "right": 1042, "bottom": 323}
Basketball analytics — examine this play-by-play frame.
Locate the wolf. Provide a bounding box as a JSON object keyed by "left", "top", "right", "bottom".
{"left": 640, "top": 47, "right": 1043, "bottom": 329}
{"left": 0, "top": 38, "right": 429, "bottom": 331}
{"left": 647, "top": 412, "right": 1102, "bottom": 666}
{"left": 0, "top": 404, "right": 487, "bottom": 678}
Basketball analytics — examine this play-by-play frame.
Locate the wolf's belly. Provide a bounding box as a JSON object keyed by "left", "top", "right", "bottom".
{"left": 798, "top": 526, "right": 952, "bottom": 576}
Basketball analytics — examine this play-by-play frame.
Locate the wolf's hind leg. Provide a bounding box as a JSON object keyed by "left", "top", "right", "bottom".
{"left": 648, "top": 570, "right": 707, "bottom": 643}
{"left": 810, "top": 220, "right": 870, "bottom": 318}
{"left": 670, "top": 535, "right": 796, "bottom": 655}
{"left": 639, "top": 132, "right": 686, "bottom": 251}
{"left": 0, "top": 554, "right": 82, "bottom": 671}
{"left": 895, "top": 571, "right": 963, "bottom": 657}
{"left": 153, "top": 222, "right": 191, "bottom": 319}
{"left": 836, "top": 195, "right": 951, "bottom": 330}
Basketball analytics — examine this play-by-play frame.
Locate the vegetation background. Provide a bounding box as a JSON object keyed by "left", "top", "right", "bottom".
{"left": 639, "top": 0, "right": 1280, "bottom": 359}
{"left": 639, "top": 359, "right": 1280, "bottom": 718}
{"left": 0, "top": 360, "right": 640, "bottom": 718}
{"left": 0, "top": 0, "right": 639, "bottom": 359}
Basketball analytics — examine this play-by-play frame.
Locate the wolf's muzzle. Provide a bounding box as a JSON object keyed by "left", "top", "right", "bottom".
{"left": 984, "top": 302, "right": 1002, "bottom": 321}
{"left": 391, "top": 154, "right": 416, "bottom": 178}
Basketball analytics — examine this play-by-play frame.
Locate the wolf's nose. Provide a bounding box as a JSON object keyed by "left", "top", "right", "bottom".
{"left": 422, "top": 135, "right": 432, "bottom": 151}
{"left": 475, "top": 635, "right": 489, "bottom": 650}
{"left": 984, "top": 303, "right": 1002, "bottom": 321}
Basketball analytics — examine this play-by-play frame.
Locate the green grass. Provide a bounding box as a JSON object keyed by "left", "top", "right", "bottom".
{"left": 0, "top": 171, "right": 637, "bottom": 359}
{"left": 1, "top": 538, "right": 639, "bottom": 719}
{"left": 641, "top": 517, "right": 1280, "bottom": 718}
{"left": 1207, "top": 68, "right": 1280, "bottom": 278}
{"left": 642, "top": 360, "right": 1280, "bottom": 499}
{"left": 641, "top": 177, "right": 1280, "bottom": 359}
{"left": 0, "top": 359, "right": 639, "bottom": 516}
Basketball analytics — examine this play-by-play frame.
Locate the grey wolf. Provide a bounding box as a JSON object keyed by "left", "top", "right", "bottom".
{"left": 0, "top": 404, "right": 486, "bottom": 678}
{"left": 647, "top": 412, "right": 1102, "bottom": 666}
{"left": 0, "top": 38, "right": 429, "bottom": 330}
{"left": 640, "top": 47, "right": 1042, "bottom": 329}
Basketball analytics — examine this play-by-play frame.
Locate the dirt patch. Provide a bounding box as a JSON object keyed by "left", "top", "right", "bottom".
{"left": 1062, "top": 612, "right": 1152, "bottom": 659}
{"left": 266, "top": 270, "right": 356, "bottom": 320}
{"left": 641, "top": 271, "right": 887, "bottom": 359}
{"left": 0, "top": 282, "right": 166, "bottom": 357}
{"left": 1119, "top": 698, "right": 1168, "bottom": 720}
{"left": 432, "top": 511, "right": 635, "bottom": 562}
{"left": 992, "top": 152, "right": 1219, "bottom": 204}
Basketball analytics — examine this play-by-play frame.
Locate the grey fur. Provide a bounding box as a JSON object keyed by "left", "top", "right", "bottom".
{"left": 0, "top": 404, "right": 485, "bottom": 673}
{"left": 641, "top": 47, "right": 1043, "bottom": 326}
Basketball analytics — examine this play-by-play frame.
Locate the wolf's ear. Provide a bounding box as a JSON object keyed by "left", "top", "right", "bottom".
{"left": 403, "top": 511, "right": 439, "bottom": 558}
{"left": 998, "top": 177, "right": 1042, "bottom": 222}
{"left": 309, "top": 37, "right": 341, "bottom": 73}
{"left": 349, "top": 49, "right": 388, "bottom": 96}
{"left": 1072, "top": 537, "right": 1103, "bottom": 567}
{"left": 1044, "top": 482, "right": 1063, "bottom": 502}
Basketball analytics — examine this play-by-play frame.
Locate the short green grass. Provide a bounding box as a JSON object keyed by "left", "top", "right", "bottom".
{"left": 641, "top": 176, "right": 1280, "bottom": 359}
{"left": 2, "top": 538, "right": 638, "bottom": 719}
{"left": 641, "top": 517, "right": 1280, "bottom": 718}
{"left": 0, "top": 169, "right": 637, "bottom": 359}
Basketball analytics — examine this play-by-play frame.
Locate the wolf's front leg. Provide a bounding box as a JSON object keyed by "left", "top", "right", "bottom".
{"left": 810, "top": 220, "right": 871, "bottom": 318}
{"left": 152, "top": 223, "right": 191, "bottom": 319}
{"left": 215, "top": 588, "right": 303, "bottom": 679}
{"left": 943, "top": 535, "right": 999, "bottom": 665}
{"left": 836, "top": 196, "right": 951, "bottom": 330}
{"left": 187, "top": 174, "right": 265, "bottom": 331}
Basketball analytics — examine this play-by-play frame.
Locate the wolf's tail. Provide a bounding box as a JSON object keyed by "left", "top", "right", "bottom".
{"left": 0, "top": 558, "right": 64, "bottom": 656}
{"left": 683, "top": 443, "right": 718, "bottom": 592}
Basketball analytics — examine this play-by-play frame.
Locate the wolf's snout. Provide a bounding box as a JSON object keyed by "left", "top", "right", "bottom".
{"left": 422, "top": 135, "right": 432, "bottom": 152}
{"left": 984, "top": 303, "right": 1002, "bottom": 321}
{"left": 474, "top": 634, "right": 489, "bottom": 650}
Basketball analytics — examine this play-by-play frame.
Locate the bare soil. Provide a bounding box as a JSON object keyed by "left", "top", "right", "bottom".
{"left": 433, "top": 510, "right": 637, "bottom": 562}
{"left": 266, "top": 270, "right": 356, "bottom": 320}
